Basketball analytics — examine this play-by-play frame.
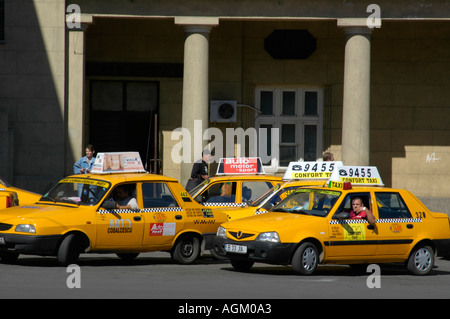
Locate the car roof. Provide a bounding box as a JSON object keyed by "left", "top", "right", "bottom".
{"left": 208, "top": 175, "right": 282, "bottom": 181}
{"left": 65, "top": 173, "right": 179, "bottom": 183}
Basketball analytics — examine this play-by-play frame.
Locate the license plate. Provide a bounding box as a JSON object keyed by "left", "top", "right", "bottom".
{"left": 0, "top": 237, "right": 5, "bottom": 245}
{"left": 225, "top": 244, "right": 247, "bottom": 254}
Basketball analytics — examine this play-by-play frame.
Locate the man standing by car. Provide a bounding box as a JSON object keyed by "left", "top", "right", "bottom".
{"left": 185, "top": 149, "right": 211, "bottom": 191}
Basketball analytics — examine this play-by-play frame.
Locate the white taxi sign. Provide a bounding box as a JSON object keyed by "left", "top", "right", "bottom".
{"left": 91, "top": 152, "right": 146, "bottom": 174}
{"left": 216, "top": 158, "right": 265, "bottom": 175}
{"left": 283, "top": 161, "right": 343, "bottom": 180}
{"left": 328, "top": 165, "right": 384, "bottom": 186}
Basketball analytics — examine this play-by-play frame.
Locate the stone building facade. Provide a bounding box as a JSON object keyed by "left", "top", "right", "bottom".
{"left": 1, "top": 0, "right": 449, "bottom": 212}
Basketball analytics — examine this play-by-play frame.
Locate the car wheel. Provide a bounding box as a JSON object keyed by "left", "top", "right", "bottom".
{"left": 406, "top": 244, "right": 434, "bottom": 275}
{"left": 57, "top": 234, "right": 84, "bottom": 266}
{"left": 230, "top": 259, "right": 254, "bottom": 272}
{"left": 209, "top": 248, "right": 228, "bottom": 260}
{"left": 172, "top": 236, "right": 200, "bottom": 264}
{"left": 291, "top": 242, "right": 319, "bottom": 275}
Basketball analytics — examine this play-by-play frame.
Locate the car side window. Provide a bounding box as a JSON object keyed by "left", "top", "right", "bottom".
{"left": 202, "top": 182, "right": 237, "bottom": 203}
{"left": 375, "top": 192, "right": 412, "bottom": 219}
{"left": 337, "top": 192, "right": 372, "bottom": 214}
{"left": 242, "top": 181, "right": 273, "bottom": 202}
{"left": 142, "top": 183, "right": 179, "bottom": 208}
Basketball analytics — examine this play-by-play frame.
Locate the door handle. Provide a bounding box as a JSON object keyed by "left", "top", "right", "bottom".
{"left": 133, "top": 216, "right": 142, "bottom": 221}
{"left": 407, "top": 224, "right": 414, "bottom": 229}
{"left": 367, "top": 225, "right": 375, "bottom": 230}
{"left": 175, "top": 215, "right": 183, "bottom": 220}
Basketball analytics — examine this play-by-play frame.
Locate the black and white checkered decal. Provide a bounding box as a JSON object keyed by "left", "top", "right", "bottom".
{"left": 329, "top": 218, "right": 422, "bottom": 224}
{"left": 99, "top": 207, "right": 183, "bottom": 214}
{"left": 202, "top": 202, "right": 247, "bottom": 207}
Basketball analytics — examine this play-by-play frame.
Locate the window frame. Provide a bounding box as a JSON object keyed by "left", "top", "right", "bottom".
{"left": 255, "top": 86, "right": 323, "bottom": 173}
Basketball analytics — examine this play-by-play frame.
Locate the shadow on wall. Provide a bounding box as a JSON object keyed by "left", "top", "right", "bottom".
{"left": 1, "top": 0, "right": 69, "bottom": 194}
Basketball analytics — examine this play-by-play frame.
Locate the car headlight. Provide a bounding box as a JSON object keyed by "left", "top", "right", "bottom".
{"left": 217, "top": 226, "right": 227, "bottom": 238}
{"left": 15, "top": 224, "right": 36, "bottom": 234}
{"left": 256, "top": 232, "right": 280, "bottom": 243}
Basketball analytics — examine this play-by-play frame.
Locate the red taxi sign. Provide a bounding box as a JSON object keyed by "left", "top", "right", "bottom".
{"left": 91, "top": 152, "right": 146, "bottom": 174}
{"left": 216, "top": 158, "right": 264, "bottom": 175}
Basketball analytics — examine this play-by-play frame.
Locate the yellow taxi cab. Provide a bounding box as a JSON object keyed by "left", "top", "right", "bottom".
{"left": 188, "top": 158, "right": 282, "bottom": 208}
{"left": 214, "top": 161, "right": 343, "bottom": 221}
{"left": 0, "top": 176, "right": 41, "bottom": 208}
{"left": 214, "top": 166, "right": 450, "bottom": 275}
{"left": 0, "top": 152, "right": 227, "bottom": 265}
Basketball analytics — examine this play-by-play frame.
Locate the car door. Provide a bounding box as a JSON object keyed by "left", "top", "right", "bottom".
{"left": 327, "top": 192, "right": 378, "bottom": 257}
{"left": 373, "top": 191, "right": 417, "bottom": 256}
{"left": 141, "top": 182, "right": 184, "bottom": 248}
{"left": 95, "top": 183, "right": 145, "bottom": 248}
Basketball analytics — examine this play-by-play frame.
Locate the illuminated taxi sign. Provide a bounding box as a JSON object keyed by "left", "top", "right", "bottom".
{"left": 91, "top": 152, "right": 146, "bottom": 174}
{"left": 216, "top": 158, "right": 265, "bottom": 175}
{"left": 328, "top": 166, "right": 384, "bottom": 186}
{"left": 283, "top": 161, "right": 343, "bottom": 180}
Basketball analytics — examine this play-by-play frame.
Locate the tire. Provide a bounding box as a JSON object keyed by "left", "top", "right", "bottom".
{"left": 291, "top": 242, "right": 319, "bottom": 275}
{"left": 172, "top": 236, "right": 200, "bottom": 264}
{"left": 209, "top": 248, "right": 228, "bottom": 260}
{"left": 57, "top": 234, "right": 85, "bottom": 266}
{"left": 116, "top": 253, "right": 139, "bottom": 261}
{"left": 230, "top": 259, "right": 254, "bottom": 272}
{"left": 406, "top": 245, "right": 434, "bottom": 275}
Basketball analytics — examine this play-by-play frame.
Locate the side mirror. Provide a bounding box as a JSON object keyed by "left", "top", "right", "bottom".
{"left": 102, "top": 200, "right": 116, "bottom": 210}
{"left": 333, "top": 211, "right": 350, "bottom": 220}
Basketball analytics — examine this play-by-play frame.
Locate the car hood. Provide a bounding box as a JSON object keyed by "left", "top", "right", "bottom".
{"left": 0, "top": 203, "right": 81, "bottom": 223}
{"left": 222, "top": 212, "right": 321, "bottom": 233}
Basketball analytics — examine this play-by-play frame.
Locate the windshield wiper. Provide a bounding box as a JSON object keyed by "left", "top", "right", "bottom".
{"left": 58, "top": 198, "right": 80, "bottom": 206}
{"left": 292, "top": 208, "right": 311, "bottom": 215}
{"left": 272, "top": 208, "right": 288, "bottom": 213}
{"left": 40, "top": 196, "right": 56, "bottom": 203}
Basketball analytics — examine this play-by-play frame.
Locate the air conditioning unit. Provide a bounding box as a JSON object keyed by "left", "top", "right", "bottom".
{"left": 210, "top": 100, "right": 237, "bottom": 122}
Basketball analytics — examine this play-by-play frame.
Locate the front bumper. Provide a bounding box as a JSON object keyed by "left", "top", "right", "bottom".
{"left": 0, "top": 233, "right": 62, "bottom": 256}
{"left": 214, "top": 236, "right": 296, "bottom": 265}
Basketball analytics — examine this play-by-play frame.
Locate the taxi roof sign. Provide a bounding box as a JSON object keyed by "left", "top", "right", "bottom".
{"left": 328, "top": 165, "right": 384, "bottom": 187}
{"left": 91, "top": 152, "right": 146, "bottom": 174}
{"left": 216, "top": 157, "right": 265, "bottom": 175}
{"left": 283, "top": 161, "right": 343, "bottom": 180}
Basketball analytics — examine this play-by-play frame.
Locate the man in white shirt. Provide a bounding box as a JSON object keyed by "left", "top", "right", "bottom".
{"left": 104, "top": 185, "right": 138, "bottom": 210}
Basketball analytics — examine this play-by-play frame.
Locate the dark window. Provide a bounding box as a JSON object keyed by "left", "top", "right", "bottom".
{"left": 375, "top": 192, "right": 412, "bottom": 219}
{"left": 142, "top": 183, "right": 178, "bottom": 208}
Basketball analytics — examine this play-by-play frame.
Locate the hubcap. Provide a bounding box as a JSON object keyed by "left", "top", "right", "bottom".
{"left": 414, "top": 248, "right": 432, "bottom": 272}
{"left": 182, "top": 241, "right": 194, "bottom": 257}
{"left": 302, "top": 247, "right": 317, "bottom": 271}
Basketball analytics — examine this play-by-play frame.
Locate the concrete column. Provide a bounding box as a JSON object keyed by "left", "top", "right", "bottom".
{"left": 175, "top": 17, "right": 218, "bottom": 186}
{"left": 338, "top": 19, "right": 373, "bottom": 166}
{"left": 66, "top": 20, "right": 91, "bottom": 176}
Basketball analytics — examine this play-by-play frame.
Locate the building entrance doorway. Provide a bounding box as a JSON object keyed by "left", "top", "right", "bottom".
{"left": 89, "top": 80, "right": 160, "bottom": 172}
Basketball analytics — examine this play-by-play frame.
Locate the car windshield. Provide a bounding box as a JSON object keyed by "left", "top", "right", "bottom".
{"left": 250, "top": 182, "right": 298, "bottom": 209}
{"left": 39, "top": 177, "right": 111, "bottom": 206}
{"left": 188, "top": 179, "right": 210, "bottom": 197}
{"left": 271, "top": 188, "right": 341, "bottom": 217}
{"left": 0, "top": 176, "right": 11, "bottom": 187}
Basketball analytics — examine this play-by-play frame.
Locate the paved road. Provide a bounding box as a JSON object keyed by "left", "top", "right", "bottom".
{"left": 1, "top": 252, "right": 450, "bottom": 300}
